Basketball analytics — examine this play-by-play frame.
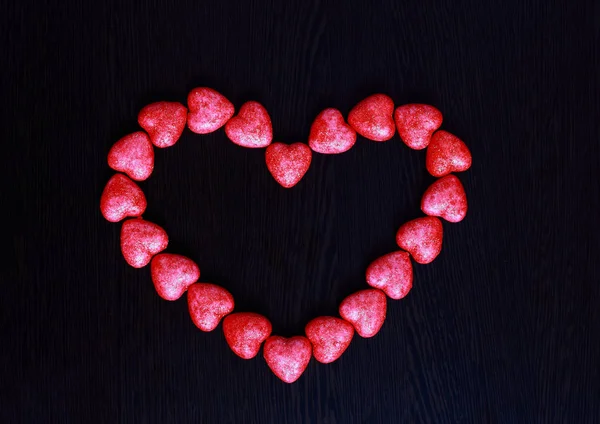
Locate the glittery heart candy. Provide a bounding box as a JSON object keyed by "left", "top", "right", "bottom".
{"left": 150, "top": 253, "right": 200, "bottom": 301}
{"left": 308, "top": 108, "right": 357, "bottom": 154}
{"left": 395, "top": 216, "right": 443, "bottom": 264}
{"left": 394, "top": 104, "right": 443, "bottom": 150}
{"left": 138, "top": 101, "right": 188, "bottom": 148}
{"left": 366, "top": 251, "right": 413, "bottom": 299}
{"left": 224, "top": 101, "right": 273, "bottom": 148}
{"left": 120, "top": 218, "right": 169, "bottom": 268}
{"left": 421, "top": 174, "right": 468, "bottom": 223}
{"left": 223, "top": 312, "right": 272, "bottom": 359}
{"left": 187, "top": 283, "right": 235, "bottom": 332}
{"left": 339, "top": 289, "right": 387, "bottom": 338}
{"left": 187, "top": 87, "right": 235, "bottom": 134}
{"left": 304, "top": 316, "right": 354, "bottom": 364}
{"left": 107, "top": 132, "right": 154, "bottom": 181}
{"left": 265, "top": 142, "right": 312, "bottom": 188}
{"left": 426, "top": 130, "right": 472, "bottom": 177}
{"left": 263, "top": 336, "right": 312, "bottom": 383}
{"left": 348, "top": 94, "right": 395, "bottom": 142}
{"left": 100, "top": 174, "right": 147, "bottom": 222}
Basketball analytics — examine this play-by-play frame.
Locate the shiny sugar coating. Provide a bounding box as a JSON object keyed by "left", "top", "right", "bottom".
{"left": 308, "top": 108, "right": 357, "bottom": 154}
{"left": 224, "top": 101, "right": 273, "bottom": 148}
{"left": 426, "top": 130, "right": 472, "bottom": 177}
{"left": 263, "top": 336, "right": 312, "bottom": 383}
{"left": 150, "top": 254, "right": 200, "bottom": 301}
{"left": 421, "top": 174, "right": 468, "bottom": 223}
{"left": 394, "top": 104, "right": 443, "bottom": 150}
{"left": 120, "top": 218, "right": 168, "bottom": 268}
{"left": 304, "top": 316, "right": 354, "bottom": 364}
{"left": 396, "top": 217, "right": 443, "bottom": 264}
{"left": 339, "top": 289, "right": 387, "bottom": 338}
{"left": 348, "top": 94, "right": 395, "bottom": 142}
{"left": 187, "top": 283, "right": 235, "bottom": 332}
{"left": 223, "top": 312, "right": 272, "bottom": 359}
{"left": 100, "top": 174, "right": 147, "bottom": 222}
{"left": 138, "top": 101, "right": 187, "bottom": 148}
{"left": 265, "top": 142, "right": 312, "bottom": 188}
{"left": 107, "top": 132, "right": 154, "bottom": 181}
{"left": 187, "top": 87, "right": 235, "bottom": 134}
{"left": 366, "top": 251, "right": 413, "bottom": 299}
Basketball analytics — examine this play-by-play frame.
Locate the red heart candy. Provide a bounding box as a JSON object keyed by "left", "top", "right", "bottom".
{"left": 426, "top": 130, "right": 472, "bottom": 177}
{"left": 265, "top": 142, "right": 312, "bottom": 188}
{"left": 138, "top": 101, "right": 187, "bottom": 148}
{"left": 150, "top": 254, "right": 200, "bottom": 301}
{"left": 107, "top": 132, "right": 154, "bottom": 181}
{"left": 304, "top": 316, "right": 354, "bottom": 364}
{"left": 100, "top": 174, "right": 147, "bottom": 222}
{"left": 308, "top": 108, "right": 357, "bottom": 154}
{"left": 395, "top": 217, "right": 443, "bottom": 264}
{"left": 187, "top": 283, "right": 235, "bottom": 332}
{"left": 366, "top": 251, "right": 413, "bottom": 299}
{"left": 120, "top": 218, "right": 169, "bottom": 268}
{"left": 348, "top": 94, "right": 395, "bottom": 142}
{"left": 263, "top": 336, "right": 312, "bottom": 383}
{"left": 186, "top": 87, "right": 235, "bottom": 134}
{"left": 421, "top": 174, "right": 468, "bottom": 223}
{"left": 339, "top": 289, "right": 387, "bottom": 338}
{"left": 224, "top": 101, "right": 273, "bottom": 148}
{"left": 393, "top": 104, "right": 443, "bottom": 150}
{"left": 223, "top": 312, "right": 272, "bottom": 359}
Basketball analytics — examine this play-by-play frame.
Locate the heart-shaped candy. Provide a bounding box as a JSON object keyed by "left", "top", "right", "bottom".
{"left": 421, "top": 174, "right": 468, "bottom": 223}
{"left": 395, "top": 217, "right": 443, "bottom": 264}
{"left": 339, "top": 289, "right": 387, "bottom": 338}
{"left": 224, "top": 101, "right": 273, "bottom": 148}
{"left": 366, "top": 251, "right": 413, "bottom": 299}
{"left": 100, "top": 174, "right": 147, "bottom": 222}
{"left": 263, "top": 336, "right": 312, "bottom": 383}
{"left": 393, "top": 104, "right": 443, "bottom": 150}
{"left": 187, "top": 87, "right": 235, "bottom": 134}
{"left": 223, "top": 312, "right": 272, "bottom": 359}
{"left": 187, "top": 283, "right": 235, "bottom": 332}
{"left": 138, "top": 101, "right": 187, "bottom": 148}
{"left": 107, "top": 132, "right": 154, "bottom": 181}
{"left": 304, "top": 316, "right": 354, "bottom": 364}
{"left": 426, "top": 130, "right": 472, "bottom": 177}
{"left": 265, "top": 142, "right": 312, "bottom": 188}
{"left": 150, "top": 253, "right": 200, "bottom": 301}
{"left": 308, "top": 108, "right": 357, "bottom": 154}
{"left": 348, "top": 94, "right": 395, "bottom": 142}
{"left": 120, "top": 218, "right": 169, "bottom": 268}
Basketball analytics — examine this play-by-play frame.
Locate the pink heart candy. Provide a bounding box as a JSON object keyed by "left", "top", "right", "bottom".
{"left": 366, "top": 251, "right": 413, "bottom": 299}
{"left": 107, "top": 132, "right": 154, "bottom": 181}
{"left": 348, "top": 94, "right": 395, "bottom": 142}
{"left": 187, "top": 283, "right": 235, "bottom": 332}
{"left": 138, "top": 101, "right": 187, "bottom": 148}
{"left": 304, "top": 316, "right": 354, "bottom": 364}
{"left": 120, "top": 218, "right": 169, "bottom": 268}
{"left": 308, "top": 108, "right": 357, "bottom": 154}
{"left": 263, "top": 336, "right": 312, "bottom": 383}
{"left": 186, "top": 87, "right": 235, "bottom": 134}
{"left": 395, "top": 217, "right": 443, "bottom": 264}
{"left": 339, "top": 289, "right": 387, "bottom": 338}
{"left": 150, "top": 254, "right": 200, "bottom": 301}
{"left": 265, "top": 142, "right": 312, "bottom": 188}
{"left": 421, "top": 174, "right": 468, "bottom": 223}
{"left": 224, "top": 101, "right": 273, "bottom": 148}
{"left": 100, "top": 174, "right": 147, "bottom": 222}
{"left": 394, "top": 104, "right": 443, "bottom": 150}
{"left": 223, "top": 312, "right": 272, "bottom": 359}
{"left": 426, "top": 130, "right": 472, "bottom": 177}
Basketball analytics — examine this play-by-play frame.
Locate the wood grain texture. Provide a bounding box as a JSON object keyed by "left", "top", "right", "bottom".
{"left": 2, "top": 0, "right": 600, "bottom": 422}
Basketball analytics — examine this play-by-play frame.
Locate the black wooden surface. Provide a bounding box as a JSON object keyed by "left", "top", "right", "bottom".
{"left": 2, "top": 0, "right": 600, "bottom": 422}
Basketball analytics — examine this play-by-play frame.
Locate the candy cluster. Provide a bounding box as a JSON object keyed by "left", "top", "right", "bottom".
{"left": 101, "top": 89, "right": 472, "bottom": 383}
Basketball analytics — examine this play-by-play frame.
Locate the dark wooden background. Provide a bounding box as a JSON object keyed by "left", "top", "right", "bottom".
{"left": 2, "top": 0, "right": 599, "bottom": 422}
